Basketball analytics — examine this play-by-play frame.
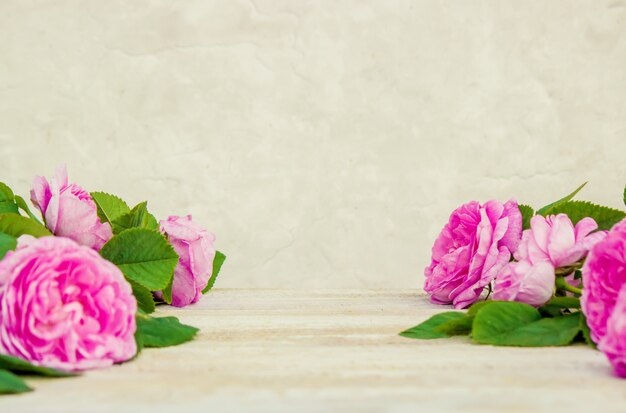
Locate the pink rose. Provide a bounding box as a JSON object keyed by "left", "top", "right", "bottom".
{"left": 494, "top": 214, "right": 606, "bottom": 306}
{"left": 158, "top": 215, "right": 216, "bottom": 307}
{"left": 424, "top": 199, "right": 522, "bottom": 309}
{"left": 517, "top": 214, "right": 606, "bottom": 269}
{"left": 600, "top": 284, "right": 626, "bottom": 378}
{"left": 581, "top": 219, "right": 626, "bottom": 344}
{"left": 31, "top": 165, "right": 112, "bottom": 250}
{"left": 0, "top": 236, "right": 137, "bottom": 371}
{"left": 493, "top": 260, "right": 555, "bottom": 306}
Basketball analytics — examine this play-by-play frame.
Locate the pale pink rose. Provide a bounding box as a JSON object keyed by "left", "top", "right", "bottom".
{"left": 600, "top": 284, "right": 626, "bottom": 378}
{"left": 581, "top": 219, "right": 626, "bottom": 344}
{"left": 424, "top": 199, "right": 522, "bottom": 309}
{"left": 31, "top": 166, "right": 112, "bottom": 250}
{"left": 517, "top": 214, "right": 606, "bottom": 269}
{"left": 493, "top": 214, "right": 606, "bottom": 307}
{"left": 0, "top": 236, "right": 137, "bottom": 371}
{"left": 493, "top": 260, "right": 555, "bottom": 307}
{"left": 158, "top": 215, "right": 216, "bottom": 307}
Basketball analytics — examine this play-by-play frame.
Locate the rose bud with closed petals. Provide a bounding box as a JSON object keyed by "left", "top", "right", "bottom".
{"left": 157, "top": 215, "right": 216, "bottom": 307}
{"left": 424, "top": 199, "right": 522, "bottom": 309}
{"left": 582, "top": 219, "right": 626, "bottom": 344}
{"left": 600, "top": 284, "right": 626, "bottom": 378}
{"left": 0, "top": 236, "right": 137, "bottom": 371}
{"left": 493, "top": 260, "right": 555, "bottom": 307}
{"left": 31, "top": 165, "right": 112, "bottom": 250}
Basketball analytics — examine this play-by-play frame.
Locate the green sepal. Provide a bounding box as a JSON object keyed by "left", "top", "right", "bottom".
{"left": 202, "top": 251, "right": 226, "bottom": 294}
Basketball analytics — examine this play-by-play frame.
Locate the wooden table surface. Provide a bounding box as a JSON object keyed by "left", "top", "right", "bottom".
{"left": 2, "top": 289, "right": 625, "bottom": 412}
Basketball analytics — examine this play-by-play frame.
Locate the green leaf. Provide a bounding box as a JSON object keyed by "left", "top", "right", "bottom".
{"left": 0, "top": 182, "right": 14, "bottom": 201}
{"left": 91, "top": 191, "right": 130, "bottom": 226}
{"left": 544, "top": 296, "right": 580, "bottom": 309}
{"left": 467, "top": 301, "right": 490, "bottom": 316}
{"left": 134, "top": 329, "right": 144, "bottom": 355}
{"left": 473, "top": 301, "right": 541, "bottom": 342}
{"left": 0, "top": 214, "right": 51, "bottom": 238}
{"left": 579, "top": 311, "right": 597, "bottom": 349}
{"left": 518, "top": 204, "right": 534, "bottom": 230}
{"left": 100, "top": 228, "right": 178, "bottom": 291}
{"left": 623, "top": 184, "right": 626, "bottom": 207}
{"left": 0, "top": 182, "right": 18, "bottom": 215}
{"left": 14, "top": 195, "right": 43, "bottom": 224}
{"left": 202, "top": 251, "right": 226, "bottom": 294}
{"left": 0, "top": 232, "right": 17, "bottom": 260}
{"left": 112, "top": 201, "right": 159, "bottom": 234}
{"left": 399, "top": 312, "right": 465, "bottom": 339}
{"left": 537, "top": 182, "right": 587, "bottom": 216}
{"left": 433, "top": 315, "right": 474, "bottom": 336}
{"left": 128, "top": 280, "right": 156, "bottom": 314}
{"left": 136, "top": 313, "right": 199, "bottom": 348}
{"left": 161, "top": 279, "right": 173, "bottom": 304}
{"left": 540, "top": 201, "right": 626, "bottom": 231}
{"left": 539, "top": 297, "right": 580, "bottom": 318}
{"left": 432, "top": 301, "right": 491, "bottom": 336}
{"left": 0, "top": 354, "right": 76, "bottom": 377}
{"left": 538, "top": 304, "right": 563, "bottom": 318}
{"left": 473, "top": 302, "right": 580, "bottom": 346}
{"left": 0, "top": 370, "right": 31, "bottom": 394}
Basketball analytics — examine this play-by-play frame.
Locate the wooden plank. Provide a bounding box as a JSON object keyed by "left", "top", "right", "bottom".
{"left": 2, "top": 289, "right": 625, "bottom": 412}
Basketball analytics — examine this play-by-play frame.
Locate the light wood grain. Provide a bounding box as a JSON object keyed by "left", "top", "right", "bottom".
{"left": 1, "top": 289, "right": 625, "bottom": 412}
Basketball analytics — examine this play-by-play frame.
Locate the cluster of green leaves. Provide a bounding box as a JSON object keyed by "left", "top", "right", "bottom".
{"left": 0, "top": 182, "right": 51, "bottom": 259}
{"left": 0, "top": 354, "right": 77, "bottom": 395}
{"left": 519, "top": 182, "right": 626, "bottom": 231}
{"left": 400, "top": 299, "right": 591, "bottom": 348}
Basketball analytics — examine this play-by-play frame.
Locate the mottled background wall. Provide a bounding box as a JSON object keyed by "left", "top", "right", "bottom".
{"left": 1, "top": 1, "right": 625, "bottom": 288}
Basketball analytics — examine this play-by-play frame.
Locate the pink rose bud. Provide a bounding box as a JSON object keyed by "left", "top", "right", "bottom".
{"left": 493, "top": 260, "right": 555, "bottom": 307}
{"left": 0, "top": 236, "right": 137, "bottom": 371}
{"left": 582, "top": 219, "right": 626, "bottom": 345}
{"left": 424, "top": 199, "right": 522, "bottom": 309}
{"left": 494, "top": 214, "right": 606, "bottom": 307}
{"left": 30, "top": 165, "right": 113, "bottom": 250}
{"left": 600, "top": 284, "right": 626, "bottom": 378}
{"left": 159, "top": 215, "right": 216, "bottom": 307}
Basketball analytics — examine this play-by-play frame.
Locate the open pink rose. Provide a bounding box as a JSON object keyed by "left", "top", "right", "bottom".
{"left": 517, "top": 214, "right": 606, "bottom": 269}
{"left": 494, "top": 214, "right": 606, "bottom": 306}
{"left": 582, "top": 218, "right": 626, "bottom": 345}
{"left": 158, "top": 215, "right": 216, "bottom": 307}
{"left": 600, "top": 284, "right": 626, "bottom": 378}
{"left": 31, "top": 166, "right": 112, "bottom": 250}
{"left": 424, "top": 199, "right": 522, "bottom": 309}
{"left": 0, "top": 236, "right": 137, "bottom": 371}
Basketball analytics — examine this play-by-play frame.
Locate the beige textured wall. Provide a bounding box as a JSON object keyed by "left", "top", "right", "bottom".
{"left": 1, "top": 1, "right": 625, "bottom": 289}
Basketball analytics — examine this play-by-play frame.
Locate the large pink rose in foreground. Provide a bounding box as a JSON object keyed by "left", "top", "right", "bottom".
{"left": 0, "top": 236, "right": 137, "bottom": 371}
{"left": 424, "top": 199, "right": 522, "bottom": 309}
{"left": 601, "top": 284, "right": 626, "bottom": 378}
{"left": 582, "top": 219, "right": 626, "bottom": 345}
{"left": 494, "top": 214, "right": 606, "bottom": 307}
{"left": 31, "top": 165, "right": 112, "bottom": 250}
{"left": 158, "top": 215, "right": 216, "bottom": 307}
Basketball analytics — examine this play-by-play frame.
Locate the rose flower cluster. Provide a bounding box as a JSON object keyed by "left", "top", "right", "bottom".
{"left": 422, "top": 192, "right": 626, "bottom": 378}
{"left": 0, "top": 166, "right": 221, "bottom": 374}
